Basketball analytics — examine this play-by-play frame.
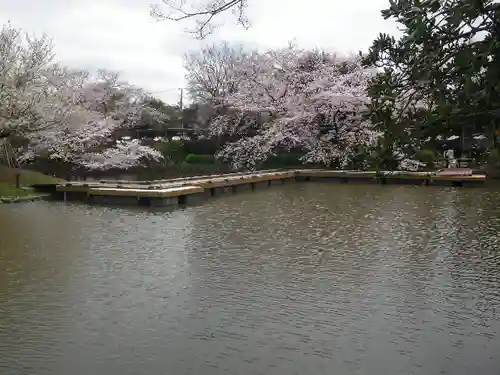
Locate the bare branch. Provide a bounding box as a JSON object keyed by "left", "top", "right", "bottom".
{"left": 183, "top": 42, "right": 248, "bottom": 103}
{"left": 150, "top": 0, "right": 249, "bottom": 39}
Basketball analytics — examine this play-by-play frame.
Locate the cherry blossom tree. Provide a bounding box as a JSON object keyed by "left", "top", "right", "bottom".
{"left": 209, "top": 45, "right": 381, "bottom": 169}
{"left": 151, "top": 0, "right": 248, "bottom": 39}
{"left": 20, "top": 70, "right": 165, "bottom": 169}
{"left": 0, "top": 22, "right": 164, "bottom": 171}
{"left": 0, "top": 22, "right": 56, "bottom": 135}
{"left": 184, "top": 41, "right": 248, "bottom": 104}
{"left": 78, "top": 138, "right": 163, "bottom": 171}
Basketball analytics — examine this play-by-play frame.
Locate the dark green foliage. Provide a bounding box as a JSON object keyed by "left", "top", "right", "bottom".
{"left": 184, "top": 154, "right": 216, "bottom": 164}
{"left": 486, "top": 147, "right": 500, "bottom": 166}
{"left": 415, "top": 148, "right": 436, "bottom": 169}
{"left": 265, "top": 153, "right": 304, "bottom": 167}
{"left": 365, "top": 0, "right": 500, "bottom": 154}
{"left": 183, "top": 139, "right": 219, "bottom": 155}
{"left": 155, "top": 140, "right": 186, "bottom": 163}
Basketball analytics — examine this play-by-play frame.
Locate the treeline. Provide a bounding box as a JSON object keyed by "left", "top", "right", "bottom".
{"left": 5, "top": 0, "right": 500, "bottom": 177}
{"left": 154, "top": 0, "right": 500, "bottom": 172}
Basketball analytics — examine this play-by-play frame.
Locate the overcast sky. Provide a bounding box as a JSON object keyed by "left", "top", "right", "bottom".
{"left": 0, "top": 0, "right": 399, "bottom": 104}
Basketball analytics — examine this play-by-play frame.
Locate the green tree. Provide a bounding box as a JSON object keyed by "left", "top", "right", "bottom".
{"left": 365, "top": 0, "right": 500, "bottom": 158}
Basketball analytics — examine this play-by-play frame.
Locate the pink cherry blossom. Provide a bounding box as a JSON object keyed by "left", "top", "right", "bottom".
{"left": 1, "top": 23, "right": 164, "bottom": 170}
{"left": 17, "top": 71, "right": 165, "bottom": 169}
{"left": 78, "top": 138, "right": 163, "bottom": 170}
{"left": 208, "top": 45, "right": 380, "bottom": 169}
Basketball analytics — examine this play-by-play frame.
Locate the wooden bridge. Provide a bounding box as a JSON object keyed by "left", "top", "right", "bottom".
{"left": 32, "top": 168, "right": 487, "bottom": 208}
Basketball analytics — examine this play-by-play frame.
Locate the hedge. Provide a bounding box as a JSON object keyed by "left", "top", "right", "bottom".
{"left": 184, "top": 154, "right": 216, "bottom": 164}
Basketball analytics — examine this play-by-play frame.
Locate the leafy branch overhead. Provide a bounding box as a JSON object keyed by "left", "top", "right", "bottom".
{"left": 365, "top": 0, "right": 500, "bottom": 154}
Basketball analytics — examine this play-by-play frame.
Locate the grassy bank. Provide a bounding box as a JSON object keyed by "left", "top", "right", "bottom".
{"left": 0, "top": 166, "right": 63, "bottom": 185}
{"left": 0, "top": 166, "right": 63, "bottom": 198}
{"left": 0, "top": 183, "right": 34, "bottom": 197}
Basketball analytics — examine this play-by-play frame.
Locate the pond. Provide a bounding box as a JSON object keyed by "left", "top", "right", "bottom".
{"left": 1, "top": 183, "right": 500, "bottom": 375}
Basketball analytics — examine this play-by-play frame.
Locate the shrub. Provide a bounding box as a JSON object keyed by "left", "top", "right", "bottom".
{"left": 415, "top": 149, "right": 436, "bottom": 169}
{"left": 155, "top": 140, "right": 186, "bottom": 163}
{"left": 184, "top": 153, "right": 216, "bottom": 164}
{"left": 486, "top": 148, "right": 500, "bottom": 166}
{"left": 265, "top": 153, "right": 304, "bottom": 167}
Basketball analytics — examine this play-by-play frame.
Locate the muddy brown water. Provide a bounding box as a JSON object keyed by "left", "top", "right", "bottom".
{"left": 1, "top": 183, "right": 500, "bottom": 375}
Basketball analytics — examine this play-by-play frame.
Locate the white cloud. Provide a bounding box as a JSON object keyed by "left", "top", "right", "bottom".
{"left": 222, "top": 0, "right": 400, "bottom": 54}
{"left": 0, "top": 0, "right": 399, "bottom": 104}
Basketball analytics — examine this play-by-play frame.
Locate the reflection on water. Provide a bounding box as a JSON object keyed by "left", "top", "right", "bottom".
{"left": 1, "top": 183, "right": 500, "bottom": 375}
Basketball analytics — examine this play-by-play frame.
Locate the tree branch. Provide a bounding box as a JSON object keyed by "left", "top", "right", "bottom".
{"left": 150, "top": 0, "right": 249, "bottom": 39}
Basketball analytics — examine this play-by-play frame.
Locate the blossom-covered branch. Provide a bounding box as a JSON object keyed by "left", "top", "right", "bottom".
{"left": 20, "top": 74, "right": 167, "bottom": 168}
{"left": 0, "top": 22, "right": 56, "bottom": 135}
{"left": 78, "top": 139, "right": 163, "bottom": 171}
{"left": 1, "top": 22, "right": 165, "bottom": 171}
{"left": 208, "top": 45, "right": 380, "bottom": 169}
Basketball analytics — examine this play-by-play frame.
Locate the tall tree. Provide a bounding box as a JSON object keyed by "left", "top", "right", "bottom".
{"left": 0, "top": 22, "right": 163, "bottom": 170}
{"left": 150, "top": 0, "right": 248, "bottom": 38}
{"left": 22, "top": 70, "right": 164, "bottom": 170}
{"left": 0, "top": 22, "right": 56, "bottom": 136}
{"left": 183, "top": 42, "right": 247, "bottom": 104}
{"left": 365, "top": 0, "right": 500, "bottom": 163}
{"left": 209, "top": 45, "right": 378, "bottom": 169}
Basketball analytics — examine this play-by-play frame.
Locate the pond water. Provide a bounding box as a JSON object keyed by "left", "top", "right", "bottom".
{"left": 1, "top": 183, "right": 500, "bottom": 375}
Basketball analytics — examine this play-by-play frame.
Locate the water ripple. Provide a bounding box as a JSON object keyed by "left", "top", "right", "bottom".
{"left": 1, "top": 183, "right": 500, "bottom": 374}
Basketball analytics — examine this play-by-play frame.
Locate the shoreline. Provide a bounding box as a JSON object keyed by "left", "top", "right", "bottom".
{"left": 0, "top": 194, "right": 51, "bottom": 204}
{"left": 38, "top": 169, "right": 486, "bottom": 209}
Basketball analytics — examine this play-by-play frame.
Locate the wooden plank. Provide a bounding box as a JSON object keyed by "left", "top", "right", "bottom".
{"left": 193, "top": 172, "right": 295, "bottom": 188}
{"left": 435, "top": 168, "right": 473, "bottom": 176}
{"left": 95, "top": 169, "right": 285, "bottom": 185}
{"left": 88, "top": 186, "right": 204, "bottom": 197}
{"left": 379, "top": 171, "right": 433, "bottom": 177}
{"left": 56, "top": 185, "right": 93, "bottom": 192}
{"left": 56, "top": 169, "right": 486, "bottom": 200}
{"left": 431, "top": 175, "right": 485, "bottom": 181}
{"left": 298, "top": 170, "right": 377, "bottom": 178}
